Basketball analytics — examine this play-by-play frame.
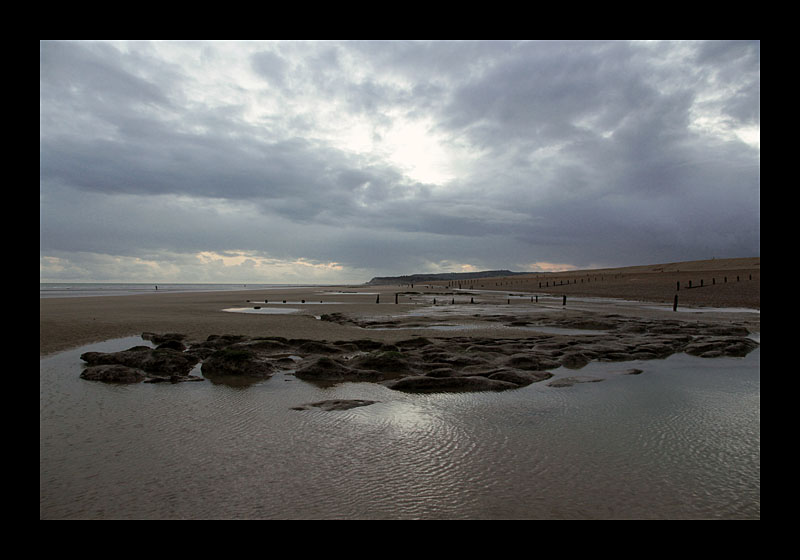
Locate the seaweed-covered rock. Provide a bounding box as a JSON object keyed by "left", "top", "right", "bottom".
{"left": 504, "top": 353, "right": 560, "bottom": 371}
{"left": 560, "top": 351, "right": 591, "bottom": 369}
{"left": 294, "top": 356, "right": 358, "bottom": 381}
{"left": 80, "top": 346, "right": 199, "bottom": 377}
{"left": 79, "top": 363, "right": 205, "bottom": 384}
{"left": 201, "top": 348, "right": 276, "bottom": 379}
{"left": 80, "top": 364, "right": 148, "bottom": 383}
{"left": 486, "top": 369, "right": 553, "bottom": 386}
{"left": 294, "top": 340, "right": 342, "bottom": 355}
{"left": 348, "top": 351, "right": 414, "bottom": 376}
{"left": 395, "top": 337, "right": 433, "bottom": 349}
{"left": 683, "top": 336, "right": 759, "bottom": 358}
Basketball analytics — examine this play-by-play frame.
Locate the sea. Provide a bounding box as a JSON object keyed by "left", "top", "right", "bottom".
{"left": 39, "top": 283, "right": 318, "bottom": 298}
{"left": 40, "top": 333, "right": 760, "bottom": 520}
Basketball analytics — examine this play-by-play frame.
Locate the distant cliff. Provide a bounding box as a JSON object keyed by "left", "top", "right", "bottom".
{"left": 366, "top": 270, "right": 525, "bottom": 285}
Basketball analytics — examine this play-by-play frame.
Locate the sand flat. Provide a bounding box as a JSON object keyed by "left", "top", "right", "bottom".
{"left": 40, "top": 258, "right": 760, "bottom": 357}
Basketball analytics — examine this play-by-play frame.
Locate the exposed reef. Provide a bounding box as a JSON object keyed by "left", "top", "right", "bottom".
{"left": 78, "top": 312, "right": 759, "bottom": 395}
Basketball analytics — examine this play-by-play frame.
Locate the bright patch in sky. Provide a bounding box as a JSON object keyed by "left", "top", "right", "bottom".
{"left": 382, "top": 118, "right": 456, "bottom": 185}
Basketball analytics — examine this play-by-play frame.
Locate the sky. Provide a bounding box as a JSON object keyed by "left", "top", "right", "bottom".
{"left": 40, "top": 40, "right": 760, "bottom": 284}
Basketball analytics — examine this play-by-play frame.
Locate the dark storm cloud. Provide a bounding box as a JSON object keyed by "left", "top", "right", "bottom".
{"left": 40, "top": 40, "right": 759, "bottom": 282}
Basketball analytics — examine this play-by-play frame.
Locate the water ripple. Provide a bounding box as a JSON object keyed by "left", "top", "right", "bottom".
{"left": 41, "top": 338, "right": 759, "bottom": 519}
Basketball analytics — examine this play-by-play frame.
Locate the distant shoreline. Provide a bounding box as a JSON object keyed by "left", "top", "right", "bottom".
{"left": 39, "top": 283, "right": 340, "bottom": 299}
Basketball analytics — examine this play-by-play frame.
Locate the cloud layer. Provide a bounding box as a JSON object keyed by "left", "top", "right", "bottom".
{"left": 40, "top": 40, "right": 760, "bottom": 283}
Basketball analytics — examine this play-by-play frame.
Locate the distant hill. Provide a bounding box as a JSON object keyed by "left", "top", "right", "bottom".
{"left": 365, "top": 257, "right": 760, "bottom": 286}
{"left": 366, "top": 270, "right": 526, "bottom": 285}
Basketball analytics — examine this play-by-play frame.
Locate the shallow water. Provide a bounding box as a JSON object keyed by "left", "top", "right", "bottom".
{"left": 40, "top": 337, "right": 759, "bottom": 519}
{"left": 223, "top": 307, "right": 302, "bottom": 314}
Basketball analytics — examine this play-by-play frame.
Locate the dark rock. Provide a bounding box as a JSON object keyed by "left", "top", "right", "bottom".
{"left": 295, "top": 340, "right": 342, "bottom": 354}
{"left": 201, "top": 348, "right": 276, "bottom": 379}
{"left": 234, "top": 338, "right": 291, "bottom": 353}
{"left": 349, "top": 339, "right": 387, "bottom": 352}
{"left": 332, "top": 341, "right": 361, "bottom": 353}
{"left": 387, "top": 375, "right": 519, "bottom": 393}
{"left": 291, "top": 399, "right": 378, "bottom": 411}
{"left": 80, "top": 364, "right": 148, "bottom": 383}
{"left": 486, "top": 369, "right": 553, "bottom": 386}
{"left": 547, "top": 376, "right": 604, "bottom": 388}
{"left": 684, "top": 337, "right": 759, "bottom": 358}
{"left": 80, "top": 346, "right": 199, "bottom": 377}
{"left": 395, "top": 337, "right": 434, "bottom": 349}
{"left": 505, "top": 353, "right": 560, "bottom": 371}
{"left": 142, "top": 332, "right": 186, "bottom": 344}
{"left": 425, "top": 367, "right": 458, "bottom": 377}
{"left": 143, "top": 374, "right": 204, "bottom": 384}
{"left": 294, "top": 357, "right": 359, "bottom": 381}
{"left": 155, "top": 339, "right": 187, "bottom": 351}
{"left": 560, "top": 351, "right": 591, "bottom": 369}
{"left": 206, "top": 334, "right": 248, "bottom": 345}
{"left": 348, "top": 351, "right": 414, "bottom": 376}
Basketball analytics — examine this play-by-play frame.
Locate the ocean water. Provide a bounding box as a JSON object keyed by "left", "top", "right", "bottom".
{"left": 40, "top": 336, "right": 760, "bottom": 520}
{"left": 39, "top": 283, "right": 315, "bottom": 298}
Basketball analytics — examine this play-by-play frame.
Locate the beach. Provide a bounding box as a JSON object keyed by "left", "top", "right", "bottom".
{"left": 40, "top": 285, "right": 431, "bottom": 357}
{"left": 40, "top": 258, "right": 760, "bottom": 357}
{"left": 40, "top": 258, "right": 760, "bottom": 519}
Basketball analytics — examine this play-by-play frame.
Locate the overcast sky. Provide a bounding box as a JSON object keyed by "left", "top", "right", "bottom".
{"left": 40, "top": 40, "right": 760, "bottom": 284}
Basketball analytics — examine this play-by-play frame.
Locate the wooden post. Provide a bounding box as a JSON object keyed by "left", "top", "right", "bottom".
{"left": 562, "top": 295, "right": 566, "bottom": 306}
{"left": 673, "top": 294, "right": 678, "bottom": 311}
{"left": 376, "top": 294, "right": 380, "bottom": 304}
{"left": 395, "top": 293, "right": 398, "bottom": 304}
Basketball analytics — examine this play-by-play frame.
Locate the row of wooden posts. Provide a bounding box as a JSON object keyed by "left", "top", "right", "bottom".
{"left": 253, "top": 272, "right": 754, "bottom": 312}
{"left": 380, "top": 293, "right": 567, "bottom": 306}
{"left": 671, "top": 273, "right": 755, "bottom": 311}
{"left": 447, "top": 273, "right": 756, "bottom": 291}
{"left": 676, "top": 274, "right": 752, "bottom": 291}
{"left": 447, "top": 277, "right": 608, "bottom": 290}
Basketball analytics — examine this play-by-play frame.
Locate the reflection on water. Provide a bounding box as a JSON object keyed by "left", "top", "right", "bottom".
{"left": 40, "top": 337, "right": 759, "bottom": 519}
{"left": 223, "top": 307, "right": 301, "bottom": 314}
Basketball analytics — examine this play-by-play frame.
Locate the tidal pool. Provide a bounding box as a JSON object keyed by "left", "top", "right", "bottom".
{"left": 40, "top": 336, "right": 759, "bottom": 519}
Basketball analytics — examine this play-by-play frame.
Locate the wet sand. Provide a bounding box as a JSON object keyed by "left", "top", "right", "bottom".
{"left": 40, "top": 258, "right": 759, "bottom": 357}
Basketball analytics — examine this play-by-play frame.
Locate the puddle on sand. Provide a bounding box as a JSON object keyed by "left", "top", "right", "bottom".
{"left": 223, "top": 307, "right": 301, "bottom": 315}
